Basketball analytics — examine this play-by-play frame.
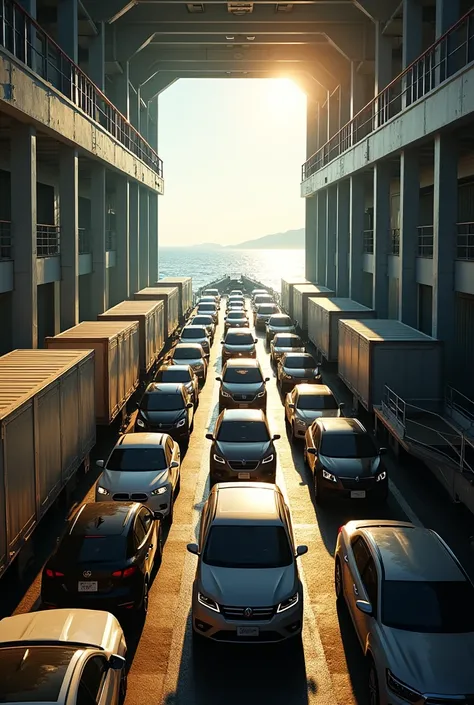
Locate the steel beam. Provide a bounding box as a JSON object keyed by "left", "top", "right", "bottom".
{"left": 140, "top": 75, "right": 179, "bottom": 102}
{"left": 353, "top": 0, "right": 402, "bottom": 23}
{"left": 83, "top": 0, "right": 136, "bottom": 23}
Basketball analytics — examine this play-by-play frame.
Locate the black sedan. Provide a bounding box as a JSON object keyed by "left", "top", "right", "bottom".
{"left": 217, "top": 358, "right": 269, "bottom": 412}
{"left": 206, "top": 409, "right": 280, "bottom": 485}
{"left": 135, "top": 382, "right": 194, "bottom": 442}
{"left": 221, "top": 328, "right": 257, "bottom": 364}
{"left": 224, "top": 311, "right": 249, "bottom": 333}
{"left": 154, "top": 363, "right": 199, "bottom": 407}
{"left": 41, "top": 502, "right": 161, "bottom": 616}
{"left": 277, "top": 352, "right": 322, "bottom": 395}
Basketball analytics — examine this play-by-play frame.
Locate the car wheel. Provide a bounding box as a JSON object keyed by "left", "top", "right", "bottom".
{"left": 119, "top": 671, "right": 128, "bottom": 705}
{"left": 335, "top": 557, "right": 344, "bottom": 602}
{"left": 314, "top": 474, "right": 324, "bottom": 505}
{"left": 368, "top": 659, "right": 380, "bottom": 705}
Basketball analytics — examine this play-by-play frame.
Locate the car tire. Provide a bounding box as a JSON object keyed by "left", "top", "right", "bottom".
{"left": 314, "top": 474, "right": 324, "bottom": 505}
{"left": 119, "top": 671, "right": 128, "bottom": 705}
{"left": 335, "top": 557, "right": 344, "bottom": 602}
{"left": 367, "top": 658, "right": 380, "bottom": 705}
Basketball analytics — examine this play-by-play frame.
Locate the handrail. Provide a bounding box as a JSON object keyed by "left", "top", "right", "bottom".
{"left": 0, "top": 0, "right": 163, "bottom": 178}
{"left": 417, "top": 225, "right": 434, "bottom": 258}
{"left": 302, "top": 6, "right": 474, "bottom": 180}
{"left": 363, "top": 229, "right": 374, "bottom": 254}
{"left": 390, "top": 228, "right": 400, "bottom": 256}
{"left": 456, "top": 221, "right": 474, "bottom": 260}
{"left": 37, "top": 224, "right": 60, "bottom": 257}
{"left": 0, "top": 219, "right": 12, "bottom": 260}
{"left": 446, "top": 386, "right": 474, "bottom": 425}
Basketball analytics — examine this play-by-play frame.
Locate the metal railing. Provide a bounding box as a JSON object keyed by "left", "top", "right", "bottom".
{"left": 417, "top": 225, "right": 434, "bottom": 257}
{"left": 78, "top": 228, "right": 91, "bottom": 255}
{"left": 390, "top": 228, "right": 400, "bottom": 256}
{"left": 106, "top": 230, "right": 116, "bottom": 251}
{"left": 363, "top": 229, "right": 374, "bottom": 254}
{"left": 302, "top": 7, "right": 474, "bottom": 180}
{"left": 37, "top": 224, "right": 60, "bottom": 257}
{"left": 456, "top": 221, "right": 474, "bottom": 260}
{"left": 446, "top": 386, "right": 474, "bottom": 427}
{"left": 0, "top": 0, "right": 163, "bottom": 177}
{"left": 0, "top": 220, "right": 12, "bottom": 260}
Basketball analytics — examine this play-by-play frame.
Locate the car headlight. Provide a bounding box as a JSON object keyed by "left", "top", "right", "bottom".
{"left": 257, "top": 390, "right": 265, "bottom": 398}
{"left": 376, "top": 470, "right": 387, "bottom": 482}
{"left": 213, "top": 454, "right": 225, "bottom": 464}
{"left": 322, "top": 468, "right": 337, "bottom": 483}
{"left": 198, "top": 592, "right": 220, "bottom": 613}
{"left": 386, "top": 671, "right": 421, "bottom": 704}
{"left": 151, "top": 485, "right": 168, "bottom": 496}
{"left": 136, "top": 418, "right": 145, "bottom": 428}
{"left": 277, "top": 592, "right": 299, "bottom": 613}
{"left": 262, "top": 454, "right": 274, "bottom": 464}
{"left": 295, "top": 417, "right": 306, "bottom": 427}
{"left": 97, "top": 486, "right": 109, "bottom": 496}
{"left": 176, "top": 418, "right": 186, "bottom": 428}
{"left": 221, "top": 390, "right": 231, "bottom": 398}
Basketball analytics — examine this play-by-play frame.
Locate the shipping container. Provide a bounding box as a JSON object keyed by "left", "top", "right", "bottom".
{"left": 45, "top": 321, "right": 139, "bottom": 425}
{"left": 281, "top": 277, "right": 310, "bottom": 317}
{"left": 293, "top": 284, "right": 335, "bottom": 331}
{"left": 134, "top": 286, "right": 180, "bottom": 340}
{"left": 308, "top": 297, "right": 376, "bottom": 362}
{"left": 98, "top": 300, "right": 164, "bottom": 374}
{"left": 0, "top": 349, "right": 95, "bottom": 576}
{"left": 337, "top": 319, "right": 443, "bottom": 411}
{"left": 154, "top": 277, "right": 193, "bottom": 319}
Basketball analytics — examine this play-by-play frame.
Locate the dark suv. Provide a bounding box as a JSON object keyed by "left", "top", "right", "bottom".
{"left": 135, "top": 382, "right": 194, "bottom": 442}
{"left": 217, "top": 358, "right": 270, "bottom": 412}
{"left": 221, "top": 328, "right": 257, "bottom": 364}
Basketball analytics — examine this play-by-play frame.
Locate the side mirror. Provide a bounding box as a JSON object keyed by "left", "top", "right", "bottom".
{"left": 273, "top": 434, "right": 281, "bottom": 441}
{"left": 220, "top": 340, "right": 225, "bottom": 344}
{"left": 264, "top": 377, "right": 270, "bottom": 382}
{"left": 205, "top": 433, "right": 214, "bottom": 441}
{"left": 187, "top": 543, "right": 200, "bottom": 556}
{"left": 96, "top": 460, "right": 105, "bottom": 468}
{"left": 289, "top": 403, "right": 295, "bottom": 409}
{"left": 379, "top": 447, "right": 388, "bottom": 455}
{"left": 296, "top": 545, "right": 308, "bottom": 557}
{"left": 109, "top": 654, "right": 126, "bottom": 671}
{"left": 170, "top": 461, "right": 179, "bottom": 469}
{"left": 339, "top": 402, "right": 345, "bottom": 409}
{"left": 187, "top": 402, "right": 193, "bottom": 408}
{"left": 254, "top": 339, "right": 258, "bottom": 344}
{"left": 355, "top": 600, "right": 373, "bottom": 616}
{"left": 153, "top": 511, "right": 163, "bottom": 520}
{"left": 307, "top": 447, "right": 317, "bottom": 455}
{"left": 216, "top": 376, "right": 221, "bottom": 382}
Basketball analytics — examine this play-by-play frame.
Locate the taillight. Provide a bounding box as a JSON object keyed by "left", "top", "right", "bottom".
{"left": 112, "top": 566, "right": 138, "bottom": 578}
{"left": 45, "top": 569, "right": 64, "bottom": 578}
{"left": 338, "top": 526, "right": 344, "bottom": 534}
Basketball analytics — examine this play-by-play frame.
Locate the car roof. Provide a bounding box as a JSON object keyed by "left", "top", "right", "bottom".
{"left": 295, "top": 384, "right": 333, "bottom": 396}
{"left": 183, "top": 325, "right": 207, "bottom": 331}
{"left": 270, "top": 313, "right": 292, "bottom": 320}
{"left": 226, "top": 327, "right": 254, "bottom": 335}
{"left": 158, "top": 364, "right": 192, "bottom": 374}
{"left": 213, "top": 483, "right": 283, "bottom": 526}
{"left": 220, "top": 408, "right": 266, "bottom": 422}
{"left": 283, "top": 352, "right": 314, "bottom": 360}
{"left": 274, "top": 333, "right": 300, "bottom": 341}
{"left": 117, "top": 432, "right": 168, "bottom": 446}
{"left": 225, "top": 357, "right": 260, "bottom": 368}
{"left": 69, "top": 502, "right": 139, "bottom": 536}
{"left": 174, "top": 343, "right": 204, "bottom": 350}
{"left": 363, "top": 526, "right": 466, "bottom": 582}
{"left": 144, "top": 382, "right": 183, "bottom": 394}
{"left": 316, "top": 417, "right": 365, "bottom": 433}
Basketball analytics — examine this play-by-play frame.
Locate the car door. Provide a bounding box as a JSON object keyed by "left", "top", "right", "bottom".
{"left": 346, "top": 535, "right": 377, "bottom": 646}
{"left": 139, "top": 507, "right": 157, "bottom": 572}
{"left": 165, "top": 436, "right": 176, "bottom": 488}
{"left": 185, "top": 388, "right": 194, "bottom": 425}
{"left": 75, "top": 654, "right": 115, "bottom": 705}
{"left": 286, "top": 388, "right": 295, "bottom": 423}
{"left": 307, "top": 422, "right": 321, "bottom": 473}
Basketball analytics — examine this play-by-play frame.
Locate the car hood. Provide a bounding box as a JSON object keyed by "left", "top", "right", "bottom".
{"left": 283, "top": 367, "right": 319, "bottom": 379}
{"left": 215, "top": 441, "right": 273, "bottom": 460}
{"left": 269, "top": 325, "right": 295, "bottom": 333}
{"left": 100, "top": 468, "right": 170, "bottom": 490}
{"left": 223, "top": 344, "right": 255, "bottom": 353}
{"left": 221, "top": 382, "right": 264, "bottom": 395}
{"left": 138, "top": 409, "right": 186, "bottom": 425}
{"left": 173, "top": 357, "right": 204, "bottom": 367}
{"left": 199, "top": 564, "right": 297, "bottom": 607}
{"left": 295, "top": 409, "right": 340, "bottom": 423}
{"left": 382, "top": 626, "right": 474, "bottom": 695}
{"left": 182, "top": 337, "right": 208, "bottom": 348}
{"left": 318, "top": 455, "right": 381, "bottom": 476}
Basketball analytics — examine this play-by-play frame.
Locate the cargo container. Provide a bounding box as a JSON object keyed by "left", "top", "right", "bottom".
{"left": 281, "top": 277, "right": 310, "bottom": 317}
{"left": 134, "top": 286, "right": 180, "bottom": 340}
{"left": 293, "top": 284, "right": 335, "bottom": 331}
{"left": 45, "top": 321, "right": 140, "bottom": 425}
{"left": 98, "top": 300, "right": 164, "bottom": 374}
{"left": 308, "top": 297, "right": 376, "bottom": 362}
{"left": 337, "top": 319, "right": 443, "bottom": 411}
{"left": 154, "top": 277, "right": 193, "bottom": 319}
{"left": 0, "top": 349, "right": 96, "bottom": 576}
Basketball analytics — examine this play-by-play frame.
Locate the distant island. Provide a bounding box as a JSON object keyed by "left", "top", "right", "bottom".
{"left": 188, "top": 228, "right": 304, "bottom": 250}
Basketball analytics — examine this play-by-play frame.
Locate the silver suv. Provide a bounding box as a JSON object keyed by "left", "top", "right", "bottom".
{"left": 187, "top": 482, "right": 308, "bottom": 644}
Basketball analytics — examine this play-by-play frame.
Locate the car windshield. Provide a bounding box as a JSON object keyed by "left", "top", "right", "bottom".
{"left": 203, "top": 526, "right": 293, "bottom": 568}
{"left": 297, "top": 395, "right": 338, "bottom": 410}
{"left": 57, "top": 535, "right": 127, "bottom": 563}
{"left": 0, "top": 646, "right": 76, "bottom": 702}
{"left": 257, "top": 305, "right": 278, "bottom": 314}
{"left": 140, "top": 393, "right": 185, "bottom": 411}
{"left": 159, "top": 369, "right": 191, "bottom": 383}
{"left": 182, "top": 328, "right": 206, "bottom": 339}
{"left": 193, "top": 317, "right": 213, "bottom": 327}
{"left": 107, "top": 447, "right": 167, "bottom": 471}
{"left": 225, "top": 332, "right": 254, "bottom": 345}
{"left": 255, "top": 296, "right": 273, "bottom": 304}
{"left": 217, "top": 420, "right": 270, "bottom": 443}
{"left": 382, "top": 580, "right": 474, "bottom": 633}
{"left": 174, "top": 347, "right": 201, "bottom": 360}
{"left": 285, "top": 356, "right": 316, "bottom": 369}
{"left": 275, "top": 336, "right": 302, "bottom": 348}
{"left": 270, "top": 316, "right": 292, "bottom": 326}
{"left": 227, "top": 312, "right": 246, "bottom": 319}
{"left": 198, "top": 304, "right": 216, "bottom": 311}
{"left": 223, "top": 368, "right": 263, "bottom": 384}
{"left": 319, "top": 432, "right": 377, "bottom": 458}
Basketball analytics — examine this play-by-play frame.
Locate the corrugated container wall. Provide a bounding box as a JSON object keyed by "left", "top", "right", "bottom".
{"left": 308, "top": 298, "right": 376, "bottom": 362}
{"left": 337, "top": 319, "right": 443, "bottom": 411}
{"left": 45, "top": 321, "right": 140, "bottom": 425}
{"left": 293, "top": 284, "right": 335, "bottom": 331}
{"left": 0, "top": 350, "right": 96, "bottom": 576}
{"left": 281, "top": 278, "right": 310, "bottom": 317}
{"left": 134, "top": 287, "right": 180, "bottom": 340}
{"left": 98, "top": 300, "right": 164, "bottom": 374}
{"left": 154, "top": 277, "right": 193, "bottom": 319}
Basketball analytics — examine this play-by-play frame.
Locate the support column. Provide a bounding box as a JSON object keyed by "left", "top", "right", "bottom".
{"left": 139, "top": 188, "right": 149, "bottom": 288}
{"left": 129, "top": 183, "right": 140, "bottom": 294}
{"left": 139, "top": 104, "right": 148, "bottom": 140}
{"left": 328, "top": 88, "right": 340, "bottom": 140}
{"left": 11, "top": 124, "right": 37, "bottom": 348}
{"left": 432, "top": 133, "right": 457, "bottom": 366}
{"left": 399, "top": 150, "right": 419, "bottom": 327}
{"left": 89, "top": 22, "right": 105, "bottom": 91}
{"left": 305, "top": 197, "right": 318, "bottom": 282}
{"left": 349, "top": 175, "right": 365, "bottom": 303}
{"left": 375, "top": 21, "right": 393, "bottom": 127}
{"left": 148, "top": 97, "right": 159, "bottom": 151}
{"left": 350, "top": 62, "right": 365, "bottom": 119}
{"left": 18, "top": 0, "right": 36, "bottom": 16}
{"left": 59, "top": 146, "right": 79, "bottom": 330}
{"left": 113, "top": 176, "right": 130, "bottom": 304}
{"left": 336, "top": 180, "right": 350, "bottom": 297}
{"left": 113, "top": 63, "right": 129, "bottom": 119}
{"left": 129, "top": 84, "right": 140, "bottom": 130}
{"left": 435, "top": 0, "right": 460, "bottom": 36}
{"left": 90, "top": 164, "right": 107, "bottom": 317}
{"left": 58, "top": 0, "right": 78, "bottom": 63}
{"left": 373, "top": 162, "right": 391, "bottom": 317}
{"left": 149, "top": 192, "right": 159, "bottom": 285}
{"left": 326, "top": 186, "right": 337, "bottom": 290}
{"left": 317, "top": 191, "right": 327, "bottom": 285}
{"left": 318, "top": 97, "right": 329, "bottom": 149}
{"left": 339, "top": 83, "right": 351, "bottom": 129}
{"left": 402, "top": 0, "right": 423, "bottom": 108}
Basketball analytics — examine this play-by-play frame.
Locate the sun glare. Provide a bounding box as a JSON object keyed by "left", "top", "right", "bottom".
{"left": 265, "top": 78, "right": 306, "bottom": 111}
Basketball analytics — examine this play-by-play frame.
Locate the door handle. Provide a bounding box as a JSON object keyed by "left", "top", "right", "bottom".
{"left": 145, "top": 553, "right": 150, "bottom": 560}
{"left": 149, "top": 544, "right": 154, "bottom": 549}
{"left": 343, "top": 554, "right": 349, "bottom": 563}
{"left": 353, "top": 583, "right": 359, "bottom": 596}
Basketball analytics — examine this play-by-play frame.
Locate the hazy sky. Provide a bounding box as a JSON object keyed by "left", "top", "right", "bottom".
{"left": 157, "top": 78, "right": 307, "bottom": 247}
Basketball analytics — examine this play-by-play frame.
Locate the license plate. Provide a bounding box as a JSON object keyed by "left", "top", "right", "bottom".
{"left": 237, "top": 626, "right": 259, "bottom": 637}
{"left": 350, "top": 490, "right": 366, "bottom": 499}
{"left": 78, "top": 581, "right": 98, "bottom": 592}
{"left": 239, "top": 403, "right": 249, "bottom": 408}
{"left": 238, "top": 472, "right": 250, "bottom": 479}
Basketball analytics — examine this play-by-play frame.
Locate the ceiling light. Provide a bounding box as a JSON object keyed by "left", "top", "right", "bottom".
{"left": 227, "top": 2, "right": 254, "bottom": 15}
{"left": 275, "top": 3, "right": 294, "bottom": 11}
{"left": 186, "top": 3, "right": 204, "bottom": 13}
{"left": 226, "top": 35, "right": 235, "bottom": 40}
{"left": 246, "top": 36, "right": 255, "bottom": 41}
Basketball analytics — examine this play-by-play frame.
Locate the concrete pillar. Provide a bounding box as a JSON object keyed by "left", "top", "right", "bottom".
{"left": 113, "top": 176, "right": 130, "bottom": 304}
{"left": 129, "top": 183, "right": 140, "bottom": 294}
{"left": 59, "top": 146, "right": 79, "bottom": 330}
{"left": 139, "top": 188, "right": 149, "bottom": 288}
{"left": 435, "top": 0, "right": 460, "bottom": 37}
{"left": 328, "top": 88, "right": 340, "bottom": 141}
{"left": 306, "top": 99, "right": 319, "bottom": 156}
{"left": 317, "top": 191, "right": 327, "bottom": 285}
{"left": 399, "top": 149, "right": 419, "bottom": 327}
{"left": 349, "top": 175, "right": 365, "bottom": 303}
{"left": 375, "top": 21, "right": 393, "bottom": 127}
{"left": 18, "top": 0, "right": 36, "bottom": 16}
{"left": 318, "top": 98, "right": 329, "bottom": 148}
{"left": 326, "top": 186, "right": 337, "bottom": 290}
{"left": 58, "top": 0, "right": 78, "bottom": 63}
{"left": 432, "top": 133, "right": 457, "bottom": 365}
{"left": 11, "top": 124, "right": 37, "bottom": 348}
{"left": 149, "top": 192, "right": 159, "bottom": 285}
{"left": 113, "top": 63, "right": 129, "bottom": 119}
{"left": 373, "top": 162, "right": 391, "bottom": 317}
{"left": 350, "top": 61, "right": 365, "bottom": 119}
{"left": 339, "top": 84, "right": 351, "bottom": 130}
{"left": 139, "top": 105, "right": 148, "bottom": 140}
{"left": 305, "top": 197, "right": 318, "bottom": 282}
{"left": 336, "top": 180, "right": 350, "bottom": 297}
{"left": 90, "top": 164, "right": 107, "bottom": 317}
{"left": 402, "top": 0, "right": 423, "bottom": 108}
{"left": 148, "top": 97, "right": 159, "bottom": 151}
{"left": 129, "top": 84, "right": 139, "bottom": 130}
{"left": 89, "top": 22, "right": 105, "bottom": 91}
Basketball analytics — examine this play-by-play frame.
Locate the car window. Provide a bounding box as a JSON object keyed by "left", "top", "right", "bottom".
{"left": 276, "top": 336, "right": 301, "bottom": 347}
{"left": 320, "top": 432, "right": 377, "bottom": 458}
{"left": 270, "top": 316, "right": 292, "bottom": 326}
{"left": 351, "top": 536, "right": 372, "bottom": 577}
{"left": 77, "top": 656, "right": 108, "bottom": 705}
{"left": 182, "top": 328, "right": 206, "bottom": 339}
{"left": 296, "top": 394, "right": 338, "bottom": 411}
{"left": 0, "top": 646, "right": 76, "bottom": 702}
{"left": 160, "top": 368, "right": 191, "bottom": 383}
{"left": 203, "top": 526, "right": 293, "bottom": 568}
{"left": 227, "top": 312, "right": 246, "bottom": 319}
{"left": 223, "top": 367, "right": 263, "bottom": 384}
{"left": 140, "top": 508, "right": 153, "bottom": 535}
{"left": 312, "top": 423, "right": 322, "bottom": 447}
{"left": 225, "top": 332, "right": 254, "bottom": 345}
{"left": 166, "top": 437, "right": 174, "bottom": 461}
{"left": 361, "top": 557, "right": 378, "bottom": 613}
{"left": 107, "top": 448, "right": 167, "bottom": 471}
{"left": 173, "top": 347, "right": 201, "bottom": 360}
{"left": 284, "top": 355, "right": 316, "bottom": 368}
{"left": 257, "top": 305, "right": 278, "bottom": 314}
{"left": 216, "top": 420, "right": 270, "bottom": 443}
{"left": 134, "top": 516, "right": 146, "bottom": 547}
{"left": 57, "top": 535, "right": 127, "bottom": 563}
{"left": 140, "top": 393, "right": 185, "bottom": 411}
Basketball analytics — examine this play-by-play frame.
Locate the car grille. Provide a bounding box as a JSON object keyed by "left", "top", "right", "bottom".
{"left": 221, "top": 605, "right": 275, "bottom": 621}
{"left": 213, "top": 630, "right": 283, "bottom": 642}
{"left": 149, "top": 423, "right": 173, "bottom": 430}
{"left": 339, "top": 477, "right": 375, "bottom": 490}
{"left": 113, "top": 493, "right": 148, "bottom": 501}
{"left": 228, "top": 460, "right": 259, "bottom": 471}
{"left": 232, "top": 393, "right": 255, "bottom": 402}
